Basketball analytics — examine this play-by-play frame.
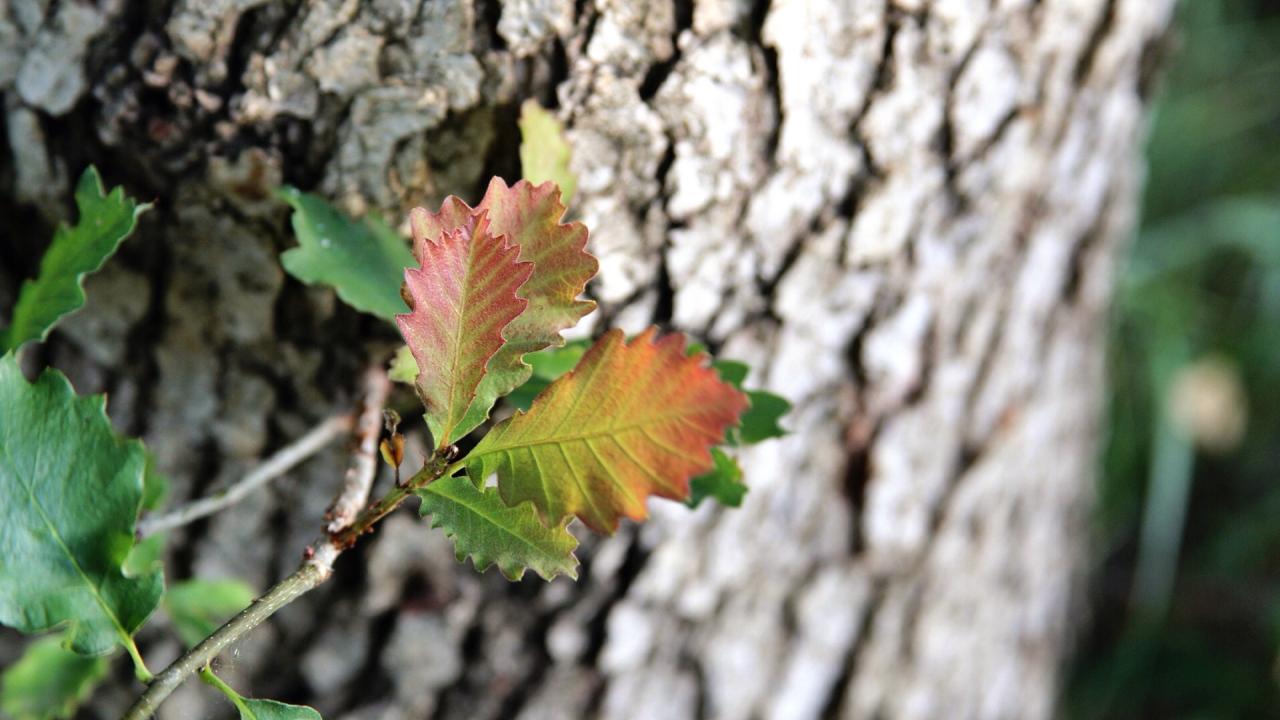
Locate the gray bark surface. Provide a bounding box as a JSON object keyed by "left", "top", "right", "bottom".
{"left": 0, "top": 0, "right": 1172, "bottom": 718}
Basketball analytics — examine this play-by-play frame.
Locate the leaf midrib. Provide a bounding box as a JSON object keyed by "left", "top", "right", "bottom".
{"left": 8, "top": 431, "right": 136, "bottom": 647}
{"left": 424, "top": 483, "right": 570, "bottom": 564}
{"left": 474, "top": 410, "right": 712, "bottom": 461}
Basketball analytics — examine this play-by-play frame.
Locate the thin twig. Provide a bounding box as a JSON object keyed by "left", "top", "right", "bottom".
{"left": 122, "top": 365, "right": 442, "bottom": 720}
{"left": 137, "top": 414, "right": 356, "bottom": 538}
{"left": 325, "top": 364, "right": 392, "bottom": 533}
{"left": 121, "top": 460, "right": 449, "bottom": 720}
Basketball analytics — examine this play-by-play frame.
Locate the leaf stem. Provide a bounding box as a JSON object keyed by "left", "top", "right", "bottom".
{"left": 122, "top": 635, "right": 153, "bottom": 683}
{"left": 199, "top": 667, "right": 252, "bottom": 715}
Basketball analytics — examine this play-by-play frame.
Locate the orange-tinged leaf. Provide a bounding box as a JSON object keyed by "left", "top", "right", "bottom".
{"left": 408, "top": 179, "right": 597, "bottom": 437}
{"left": 396, "top": 214, "right": 533, "bottom": 446}
{"left": 461, "top": 328, "right": 749, "bottom": 533}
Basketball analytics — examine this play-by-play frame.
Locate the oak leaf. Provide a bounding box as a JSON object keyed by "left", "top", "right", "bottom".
{"left": 462, "top": 328, "right": 749, "bottom": 533}
{"left": 396, "top": 215, "right": 533, "bottom": 445}
{"left": 405, "top": 179, "right": 597, "bottom": 439}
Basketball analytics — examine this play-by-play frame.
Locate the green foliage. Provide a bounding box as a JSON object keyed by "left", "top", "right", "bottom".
{"left": 418, "top": 474, "right": 579, "bottom": 581}
{"left": 0, "top": 354, "right": 163, "bottom": 656}
{"left": 0, "top": 635, "right": 109, "bottom": 720}
{"left": 504, "top": 339, "right": 589, "bottom": 410}
{"left": 388, "top": 345, "right": 418, "bottom": 385}
{"left": 279, "top": 187, "right": 415, "bottom": 321}
{"left": 0, "top": 167, "right": 149, "bottom": 352}
{"left": 738, "top": 391, "right": 791, "bottom": 445}
{"left": 519, "top": 100, "right": 577, "bottom": 204}
{"left": 686, "top": 449, "right": 746, "bottom": 509}
{"left": 163, "top": 579, "right": 256, "bottom": 648}
{"left": 201, "top": 668, "right": 321, "bottom": 720}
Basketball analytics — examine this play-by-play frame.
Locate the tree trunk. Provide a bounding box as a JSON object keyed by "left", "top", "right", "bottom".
{"left": 0, "top": 0, "right": 1173, "bottom": 718}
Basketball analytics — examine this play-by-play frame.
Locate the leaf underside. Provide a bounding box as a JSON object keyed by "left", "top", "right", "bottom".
{"left": 418, "top": 474, "right": 579, "bottom": 581}
{"left": 279, "top": 187, "right": 415, "bottom": 321}
{"left": 464, "top": 328, "right": 749, "bottom": 533}
{"left": 397, "top": 216, "right": 533, "bottom": 446}
{"left": 0, "top": 167, "right": 149, "bottom": 352}
{"left": 0, "top": 355, "right": 163, "bottom": 655}
{"left": 405, "top": 179, "right": 597, "bottom": 439}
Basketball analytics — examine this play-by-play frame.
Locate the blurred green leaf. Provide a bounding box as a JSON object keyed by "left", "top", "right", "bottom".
{"left": 279, "top": 188, "right": 414, "bottom": 321}
{"left": 0, "top": 635, "right": 109, "bottom": 720}
{"left": 738, "top": 391, "right": 791, "bottom": 445}
{"left": 0, "top": 167, "right": 149, "bottom": 352}
{"left": 388, "top": 345, "right": 418, "bottom": 385}
{"left": 686, "top": 448, "right": 747, "bottom": 509}
{"left": 519, "top": 100, "right": 577, "bottom": 205}
{"left": 164, "top": 579, "right": 256, "bottom": 648}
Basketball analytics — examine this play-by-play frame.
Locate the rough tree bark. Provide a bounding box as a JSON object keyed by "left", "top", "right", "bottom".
{"left": 0, "top": 0, "right": 1173, "bottom": 718}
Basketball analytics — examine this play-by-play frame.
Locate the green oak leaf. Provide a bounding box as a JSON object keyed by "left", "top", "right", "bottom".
{"left": 686, "top": 448, "right": 747, "bottom": 509}
{"left": 202, "top": 668, "right": 321, "bottom": 720}
{"left": 519, "top": 100, "right": 577, "bottom": 204}
{"left": 0, "top": 167, "right": 150, "bottom": 352}
{"left": 418, "top": 474, "right": 578, "bottom": 581}
{"left": 279, "top": 188, "right": 415, "bottom": 321}
{"left": 0, "top": 354, "right": 164, "bottom": 656}
{"left": 712, "top": 359, "right": 750, "bottom": 389}
{"left": 0, "top": 635, "right": 109, "bottom": 720}
{"left": 739, "top": 390, "right": 791, "bottom": 445}
{"left": 163, "top": 579, "right": 256, "bottom": 648}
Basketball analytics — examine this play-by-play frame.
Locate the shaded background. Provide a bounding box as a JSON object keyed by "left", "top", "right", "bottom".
{"left": 1066, "top": 0, "right": 1280, "bottom": 716}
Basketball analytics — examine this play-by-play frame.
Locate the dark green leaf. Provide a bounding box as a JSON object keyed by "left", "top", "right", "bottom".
{"left": 0, "top": 354, "right": 163, "bottom": 656}
{"left": 418, "top": 474, "right": 579, "bottom": 581}
{"left": 712, "top": 360, "right": 750, "bottom": 389}
{"left": 686, "top": 448, "right": 747, "bottom": 509}
{"left": 739, "top": 390, "right": 791, "bottom": 445}
{"left": 163, "top": 579, "right": 255, "bottom": 648}
{"left": 0, "top": 167, "right": 150, "bottom": 352}
{"left": 0, "top": 635, "right": 109, "bottom": 720}
{"left": 279, "top": 188, "right": 415, "bottom": 321}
